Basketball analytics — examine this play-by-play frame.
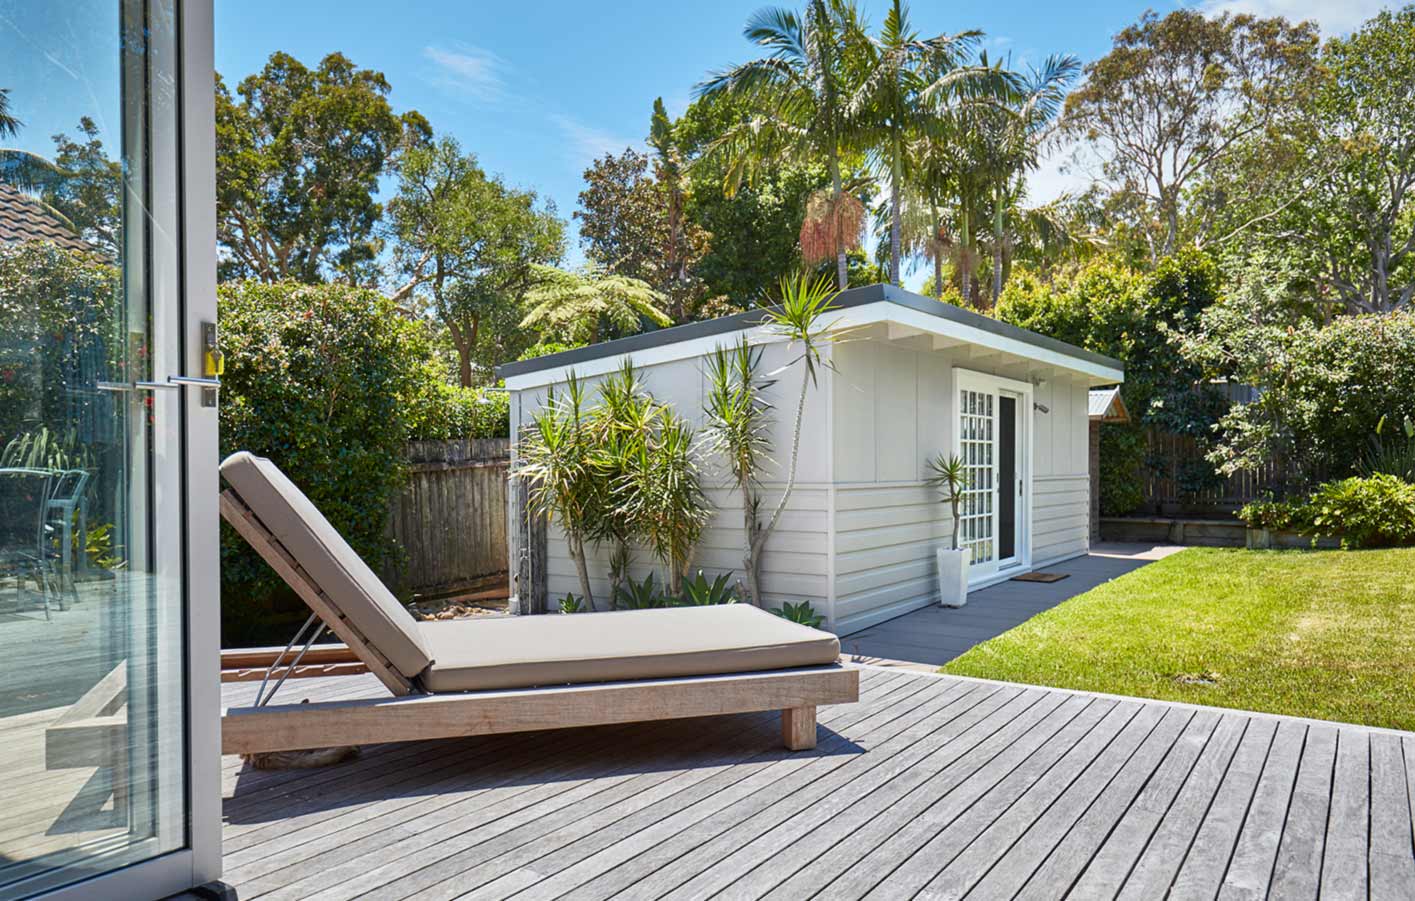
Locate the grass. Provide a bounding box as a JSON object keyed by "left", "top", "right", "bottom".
{"left": 941, "top": 547, "right": 1415, "bottom": 731}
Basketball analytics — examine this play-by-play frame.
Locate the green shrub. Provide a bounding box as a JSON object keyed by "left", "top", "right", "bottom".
{"left": 1303, "top": 474, "right": 1415, "bottom": 549}
{"left": 1193, "top": 308, "right": 1415, "bottom": 484}
{"left": 1237, "top": 499, "right": 1308, "bottom": 532}
{"left": 771, "top": 600, "right": 824, "bottom": 628}
{"left": 998, "top": 251, "right": 1222, "bottom": 514}
{"left": 218, "top": 281, "right": 430, "bottom": 645}
{"left": 407, "top": 382, "right": 509, "bottom": 440}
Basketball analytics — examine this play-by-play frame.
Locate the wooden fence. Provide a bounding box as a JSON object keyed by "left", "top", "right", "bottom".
{"left": 1141, "top": 428, "right": 1308, "bottom": 515}
{"left": 385, "top": 438, "right": 510, "bottom": 593}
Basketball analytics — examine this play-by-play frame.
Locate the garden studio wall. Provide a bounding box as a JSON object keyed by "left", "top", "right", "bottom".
{"left": 506, "top": 340, "right": 833, "bottom": 615}
{"left": 828, "top": 339, "right": 1094, "bottom": 635}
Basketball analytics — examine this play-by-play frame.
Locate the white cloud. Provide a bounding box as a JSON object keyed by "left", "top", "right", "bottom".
{"left": 423, "top": 44, "right": 508, "bottom": 103}
{"left": 1196, "top": 0, "right": 1393, "bottom": 35}
{"left": 550, "top": 114, "right": 639, "bottom": 165}
{"left": 1025, "top": 141, "right": 1097, "bottom": 205}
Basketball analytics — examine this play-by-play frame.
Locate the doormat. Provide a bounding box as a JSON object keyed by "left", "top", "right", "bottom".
{"left": 1011, "top": 571, "right": 1069, "bottom": 583}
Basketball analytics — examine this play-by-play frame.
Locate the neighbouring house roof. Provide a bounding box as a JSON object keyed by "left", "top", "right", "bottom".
{"left": 1088, "top": 386, "right": 1130, "bottom": 423}
{"left": 498, "top": 283, "right": 1126, "bottom": 388}
{"left": 0, "top": 183, "right": 91, "bottom": 253}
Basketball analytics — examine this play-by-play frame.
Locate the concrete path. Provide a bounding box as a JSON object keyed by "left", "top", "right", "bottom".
{"left": 844, "top": 543, "right": 1185, "bottom": 670}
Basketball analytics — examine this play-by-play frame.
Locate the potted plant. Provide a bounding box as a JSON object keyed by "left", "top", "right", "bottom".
{"left": 926, "top": 452, "right": 970, "bottom": 607}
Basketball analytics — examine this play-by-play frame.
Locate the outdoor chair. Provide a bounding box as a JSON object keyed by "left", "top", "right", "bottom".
{"left": 43, "top": 468, "right": 90, "bottom": 607}
{"left": 215, "top": 451, "right": 858, "bottom": 756}
{"left": 0, "top": 467, "right": 60, "bottom": 619}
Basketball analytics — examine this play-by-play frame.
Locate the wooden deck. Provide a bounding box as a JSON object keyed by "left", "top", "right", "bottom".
{"left": 220, "top": 667, "right": 1415, "bottom": 900}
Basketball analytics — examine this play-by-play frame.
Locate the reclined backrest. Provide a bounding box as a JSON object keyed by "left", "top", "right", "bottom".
{"left": 220, "top": 451, "right": 433, "bottom": 693}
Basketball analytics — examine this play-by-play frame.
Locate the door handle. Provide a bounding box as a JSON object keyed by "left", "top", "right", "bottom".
{"left": 135, "top": 380, "right": 180, "bottom": 391}
{"left": 167, "top": 375, "right": 221, "bottom": 388}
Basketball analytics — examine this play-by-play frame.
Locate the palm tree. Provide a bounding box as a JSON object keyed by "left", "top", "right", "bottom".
{"left": 978, "top": 54, "right": 1079, "bottom": 299}
{"left": 520, "top": 264, "right": 671, "bottom": 344}
{"left": 697, "top": 0, "right": 865, "bottom": 291}
{"left": 846, "top": 0, "right": 979, "bottom": 285}
{"left": 0, "top": 89, "right": 19, "bottom": 138}
{"left": 0, "top": 87, "right": 74, "bottom": 205}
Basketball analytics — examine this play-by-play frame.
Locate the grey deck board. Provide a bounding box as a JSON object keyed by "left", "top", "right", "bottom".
{"left": 1268, "top": 725, "right": 1339, "bottom": 901}
{"left": 1369, "top": 733, "right": 1415, "bottom": 900}
{"left": 217, "top": 668, "right": 1415, "bottom": 900}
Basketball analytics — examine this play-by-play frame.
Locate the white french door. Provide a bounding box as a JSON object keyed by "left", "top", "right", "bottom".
{"left": 954, "top": 369, "right": 1031, "bottom": 583}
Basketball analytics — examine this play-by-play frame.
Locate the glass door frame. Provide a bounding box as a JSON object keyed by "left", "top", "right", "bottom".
{"left": 37, "top": 0, "right": 223, "bottom": 897}
{"left": 953, "top": 367, "right": 1033, "bottom": 585}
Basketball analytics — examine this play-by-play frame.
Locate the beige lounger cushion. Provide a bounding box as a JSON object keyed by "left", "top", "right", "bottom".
{"left": 220, "top": 451, "right": 434, "bottom": 680}
{"left": 419, "top": 604, "right": 841, "bottom": 692}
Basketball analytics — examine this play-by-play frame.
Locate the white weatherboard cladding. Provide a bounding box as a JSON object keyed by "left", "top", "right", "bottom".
{"left": 511, "top": 345, "right": 833, "bottom": 612}
{"left": 509, "top": 329, "right": 1100, "bottom": 635}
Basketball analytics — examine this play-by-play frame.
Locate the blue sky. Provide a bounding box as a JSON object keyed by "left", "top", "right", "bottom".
{"left": 1, "top": 1, "right": 1387, "bottom": 290}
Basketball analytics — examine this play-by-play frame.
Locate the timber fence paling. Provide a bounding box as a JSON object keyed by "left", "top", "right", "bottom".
{"left": 385, "top": 438, "right": 510, "bottom": 594}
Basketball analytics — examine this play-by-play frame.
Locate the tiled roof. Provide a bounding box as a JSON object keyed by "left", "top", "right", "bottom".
{"left": 0, "top": 182, "right": 91, "bottom": 252}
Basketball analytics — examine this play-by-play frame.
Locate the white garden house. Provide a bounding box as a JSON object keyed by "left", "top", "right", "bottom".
{"left": 499, "top": 283, "right": 1125, "bottom": 635}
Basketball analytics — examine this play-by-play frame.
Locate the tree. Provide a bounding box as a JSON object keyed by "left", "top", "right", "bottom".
{"left": 698, "top": 0, "right": 866, "bottom": 290}
{"left": 701, "top": 273, "right": 839, "bottom": 606}
{"left": 575, "top": 148, "right": 664, "bottom": 280}
{"left": 677, "top": 92, "right": 826, "bottom": 310}
{"left": 1062, "top": 10, "right": 1319, "bottom": 261}
{"left": 847, "top": 0, "right": 980, "bottom": 285}
{"left": 216, "top": 52, "right": 430, "bottom": 284}
{"left": 387, "top": 136, "right": 564, "bottom": 386}
{"left": 0, "top": 89, "right": 18, "bottom": 138}
{"left": 1260, "top": 9, "right": 1415, "bottom": 314}
{"left": 43, "top": 118, "right": 121, "bottom": 257}
{"left": 520, "top": 264, "right": 670, "bottom": 344}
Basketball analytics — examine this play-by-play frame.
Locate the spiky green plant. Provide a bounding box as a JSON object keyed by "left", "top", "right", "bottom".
{"left": 702, "top": 272, "right": 839, "bottom": 606}
{"left": 771, "top": 600, "right": 824, "bottom": 627}
{"left": 586, "top": 360, "right": 660, "bottom": 605}
{"left": 514, "top": 372, "right": 600, "bottom": 609}
{"left": 616, "top": 411, "right": 710, "bottom": 594}
{"left": 925, "top": 452, "right": 970, "bottom": 550}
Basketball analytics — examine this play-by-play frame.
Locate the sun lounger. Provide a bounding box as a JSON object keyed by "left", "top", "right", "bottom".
{"left": 217, "top": 451, "right": 857, "bottom": 755}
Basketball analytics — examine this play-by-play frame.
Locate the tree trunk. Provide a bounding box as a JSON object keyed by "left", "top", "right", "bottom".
{"left": 958, "top": 208, "right": 973, "bottom": 306}
{"left": 829, "top": 151, "right": 849, "bottom": 290}
{"left": 742, "top": 486, "right": 762, "bottom": 607}
{"left": 445, "top": 316, "right": 479, "bottom": 388}
{"left": 749, "top": 358, "right": 812, "bottom": 596}
{"left": 992, "top": 198, "right": 1005, "bottom": 305}
{"left": 890, "top": 132, "right": 902, "bottom": 287}
{"left": 935, "top": 252, "right": 944, "bottom": 300}
{"left": 568, "top": 535, "right": 594, "bottom": 611}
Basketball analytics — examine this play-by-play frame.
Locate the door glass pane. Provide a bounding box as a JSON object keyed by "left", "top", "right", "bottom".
{"left": 958, "top": 388, "right": 995, "bottom": 565}
{"left": 0, "top": 1, "right": 186, "bottom": 896}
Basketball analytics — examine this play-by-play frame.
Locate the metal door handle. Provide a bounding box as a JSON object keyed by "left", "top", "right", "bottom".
{"left": 168, "top": 375, "right": 221, "bottom": 388}
{"left": 135, "top": 380, "right": 179, "bottom": 391}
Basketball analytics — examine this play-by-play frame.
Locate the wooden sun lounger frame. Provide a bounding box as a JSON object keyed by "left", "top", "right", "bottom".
{"left": 218, "top": 489, "right": 858, "bottom": 755}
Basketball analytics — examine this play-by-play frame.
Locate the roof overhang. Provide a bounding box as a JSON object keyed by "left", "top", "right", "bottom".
{"left": 1088, "top": 386, "right": 1130, "bottom": 423}
{"left": 499, "top": 283, "right": 1125, "bottom": 391}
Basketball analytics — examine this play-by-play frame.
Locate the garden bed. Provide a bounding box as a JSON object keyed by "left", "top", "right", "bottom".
{"left": 941, "top": 546, "right": 1415, "bottom": 730}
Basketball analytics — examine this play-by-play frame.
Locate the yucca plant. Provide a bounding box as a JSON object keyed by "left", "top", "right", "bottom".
{"left": 925, "top": 452, "right": 969, "bottom": 550}
{"left": 587, "top": 361, "right": 660, "bottom": 606}
{"left": 616, "top": 411, "right": 710, "bottom": 595}
{"left": 514, "top": 373, "right": 600, "bottom": 610}
{"left": 703, "top": 272, "right": 839, "bottom": 605}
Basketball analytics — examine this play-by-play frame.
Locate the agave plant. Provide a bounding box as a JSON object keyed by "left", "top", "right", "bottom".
{"left": 613, "top": 573, "right": 674, "bottom": 610}
{"left": 677, "top": 570, "right": 739, "bottom": 606}
{"left": 771, "top": 600, "right": 824, "bottom": 628}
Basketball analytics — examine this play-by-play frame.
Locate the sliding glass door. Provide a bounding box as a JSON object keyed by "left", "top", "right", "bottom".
{"left": 0, "top": 1, "right": 215, "bottom": 897}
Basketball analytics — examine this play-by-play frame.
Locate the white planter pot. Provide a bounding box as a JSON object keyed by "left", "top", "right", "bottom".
{"left": 936, "top": 548, "right": 970, "bottom": 608}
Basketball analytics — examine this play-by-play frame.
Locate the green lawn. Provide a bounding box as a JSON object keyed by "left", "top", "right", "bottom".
{"left": 942, "top": 547, "right": 1415, "bottom": 731}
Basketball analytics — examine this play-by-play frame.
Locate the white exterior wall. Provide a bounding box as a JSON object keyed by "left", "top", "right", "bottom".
{"left": 829, "top": 339, "right": 1094, "bottom": 636}
{"left": 508, "top": 324, "right": 1104, "bottom": 635}
{"left": 508, "top": 342, "right": 833, "bottom": 614}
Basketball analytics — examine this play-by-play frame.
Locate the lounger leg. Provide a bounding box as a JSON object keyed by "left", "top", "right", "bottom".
{"left": 781, "top": 705, "right": 817, "bottom": 751}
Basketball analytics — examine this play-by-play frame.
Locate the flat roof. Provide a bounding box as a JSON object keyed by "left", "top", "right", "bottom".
{"left": 497, "top": 282, "right": 1124, "bottom": 381}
